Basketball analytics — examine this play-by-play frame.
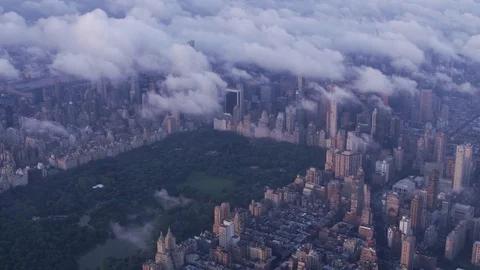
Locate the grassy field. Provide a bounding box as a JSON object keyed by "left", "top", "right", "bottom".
{"left": 181, "top": 172, "right": 235, "bottom": 196}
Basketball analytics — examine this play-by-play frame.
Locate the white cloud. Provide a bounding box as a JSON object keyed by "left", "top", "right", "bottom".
{"left": 354, "top": 66, "right": 417, "bottom": 96}
{"left": 22, "top": 0, "right": 78, "bottom": 16}
{"left": 0, "top": 58, "right": 19, "bottom": 79}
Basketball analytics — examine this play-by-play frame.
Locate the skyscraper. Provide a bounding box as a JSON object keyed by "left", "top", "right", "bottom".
{"left": 420, "top": 89, "right": 434, "bottom": 122}
{"left": 334, "top": 150, "right": 363, "bottom": 178}
{"left": 434, "top": 131, "right": 446, "bottom": 164}
{"left": 400, "top": 235, "right": 416, "bottom": 270}
{"left": 426, "top": 169, "right": 439, "bottom": 210}
{"left": 219, "top": 220, "right": 234, "bottom": 251}
{"left": 410, "top": 193, "right": 424, "bottom": 236}
{"left": 453, "top": 144, "right": 473, "bottom": 190}
{"left": 326, "top": 85, "right": 338, "bottom": 139}
{"left": 472, "top": 241, "right": 480, "bottom": 267}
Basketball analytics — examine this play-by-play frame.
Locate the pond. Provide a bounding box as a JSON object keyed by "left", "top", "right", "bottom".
{"left": 78, "top": 238, "right": 139, "bottom": 270}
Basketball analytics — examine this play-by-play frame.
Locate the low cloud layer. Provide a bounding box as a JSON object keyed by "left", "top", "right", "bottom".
{"left": 1, "top": 0, "right": 480, "bottom": 114}
{"left": 154, "top": 189, "right": 191, "bottom": 210}
{"left": 0, "top": 58, "right": 19, "bottom": 79}
{"left": 19, "top": 117, "right": 69, "bottom": 137}
{"left": 111, "top": 222, "right": 153, "bottom": 250}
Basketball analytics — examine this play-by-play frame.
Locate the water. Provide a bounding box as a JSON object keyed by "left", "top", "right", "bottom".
{"left": 78, "top": 238, "right": 139, "bottom": 270}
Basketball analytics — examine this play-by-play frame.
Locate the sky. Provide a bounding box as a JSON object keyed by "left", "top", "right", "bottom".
{"left": 1, "top": 0, "right": 480, "bottom": 114}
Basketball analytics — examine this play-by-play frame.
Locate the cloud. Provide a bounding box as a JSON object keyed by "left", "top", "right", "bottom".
{"left": 1, "top": 0, "right": 480, "bottom": 114}
{"left": 354, "top": 66, "right": 417, "bottom": 96}
{"left": 0, "top": 58, "right": 19, "bottom": 79}
{"left": 154, "top": 189, "right": 191, "bottom": 211}
{"left": 19, "top": 117, "right": 69, "bottom": 137}
{"left": 111, "top": 222, "right": 153, "bottom": 250}
{"left": 308, "top": 82, "right": 358, "bottom": 104}
{"left": 22, "top": 0, "right": 79, "bottom": 16}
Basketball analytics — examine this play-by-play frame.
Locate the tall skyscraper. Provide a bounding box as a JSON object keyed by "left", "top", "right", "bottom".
{"left": 420, "top": 89, "right": 434, "bottom": 122}
{"left": 225, "top": 89, "right": 241, "bottom": 116}
{"left": 393, "top": 146, "right": 404, "bottom": 172}
{"left": 453, "top": 144, "right": 473, "bottom": 190}
{"left": 426, "top": 169, "right": 439, "bottom": 210}
{"left": 326, "top": 85, "right": 338, "bottom": 139}
{"left": 400, "top": 216, "right": 412, "bottom": 236}
{"left": 334, "top": 150, "right": 363, "bottom": 178}
{"left": 434, "top": 131, "right": 446, "bottom": 164}
{"left": 400, "top": 235, "right": 416, "bottom": 270}
{"left": 410, "top": 193, "right": 424, "bottom": 236}
{"left": 219, "top": 220, "right": 234, "bottom": 251}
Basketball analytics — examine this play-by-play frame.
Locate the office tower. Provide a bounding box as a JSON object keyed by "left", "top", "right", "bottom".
{"left": 236, "top": 83, "right": 244, "bottom": 116}
{"left": 472, "top": 241, "right": 480, "bottom": 266}
{"left": 424, "top": 122, "right": 433, "bottom": 159}
{"left": 275, "top": 112, "right": 285, "bottom": 132}
{"left": 327, "top": 180, "right": 340, "bottom": 209}
{"left": 305, "top": 167, "right": 322, "bottom": 185}
{"left": 410, "top": 193, "right": 424, "bottom": 236}
{"left": 225, "top": 89, "right": 241, "bottom": 116}
{"left": 326, "top": 85, "right": 338, "bottom": 139}
{"left": 453, "top": 144, "right": 473, "bottom": 190}
{"left": 165, "top": 228, "right": 176, "bottom": 250}
{"left": 361, "top": 207, "right": 372, "bottom": 226}
{"left": 334, "top": 150, "right": 363, "bottom": 178}
{"left": 371, "top": 107, "right": 390, "bottom": 147}
{"left": 388, "top": 226, "right": 403, "bottom": 255}
{"left": 434, "top": 131, "right": 446, "bottom": 164}
{"left": 400, "top": 216, "right": 412, "bottom": 236}
{"left": 376, "top": 156, "right": 394, "bottom": 183}
{"left": 386, "top": 192, "right": 400, "bottom": 224}
{"left": 285, "top": 106, "right": 296, "bottom": 133}
{"left": 393, "top": 146, "right": 404, "bottom": 172}
{"left": 464, "top": 143, "right": 473, "bottom": 187}
{"left": 350, "top": 173, "right": 364, "bottom": 215}
{"left": 416, "top": 137, "right": 425, "bottom": 165}
{"left": 335, "top": 129, "right": 346, "bottom": 151}
{"left": 219, "top": 220, "right": 234, "bottom": 251}
{"left": 363, "top": 184, "right": 371, "bottom": 209}
{"left": 260, "top": 86, "right": 272, "bottom": 103}
{"left": 234, "top": 209, "right": 248, "bottom": 235}
{"left": 295, "top": 76, "right": 307, "bottom": 128}
{"left": 213, "top": 202, "right": 231, "bottom": 235}
{"left": 445, "top": 221, "right": 467, "bottom": 260}
{"left": 420, "top": 89, "right": 434, "bottom": 122}
{"left": 426, "top": 169, "right": 439, "bottom": 210}
{"left": 400, "top": 235, "right": 416, "bottom": 270}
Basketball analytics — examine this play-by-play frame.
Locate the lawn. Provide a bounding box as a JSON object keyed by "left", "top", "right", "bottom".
{"left": 181, "top": 172, "right": 235, "bottom": 197}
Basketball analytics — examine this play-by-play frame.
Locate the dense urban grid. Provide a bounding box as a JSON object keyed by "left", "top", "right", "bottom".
{"left": 2, "top": 1, "right": 480, "bottom": 270}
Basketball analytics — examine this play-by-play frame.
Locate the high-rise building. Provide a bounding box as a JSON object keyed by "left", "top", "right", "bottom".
{"left": 393, "top": 146, "right": 404, "bottom": 172}
{"left": 410, "top": 193, "right": 424, "bottom": 236}
{"left": 326, "top": 85, "right": 338, "bottom": 139}
{"left": 400, "top": 235, "right": 416, "bottom": 270}
{"left": 426, "top": 169, "right": 439, "bottom": 210}
{"left": 400, "top": 215, "right": 412, "bottom": 236}
{"left": 434, "top": 131, "right": 446, "bottom": 164}
{"left": 363, "top": 184, "right": 371, "bottom": 209}
{"left": 327, "top": 180, "right": 340, "bottom": 209}
{"left": 472, "top": 241, "right": 480, "bottom": 267}
{"left": 305, "top": 167, "right": 322, "bottom": 185}
{"left": 386, "top": 192, "right": 400, "bottom": 223}
{"left": 213, "top": 202, "right": 231, "bottom": 235}
{"left": 225, "top": 89, "right": 241, "bottom": 116}
{"left": 453, "top": 144, "right": 473, "bottom": 190}
{"left": 334, "top": 150, "right": 363, "bottom": 178}
{"left": 445, "top": 221, "right": 467, "bottom": 260}
{"left": 420, "top": 89, "right": 434, "bottom": 122}
{"left": 219, "top": 220, "right": 234, "bottom": 251}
